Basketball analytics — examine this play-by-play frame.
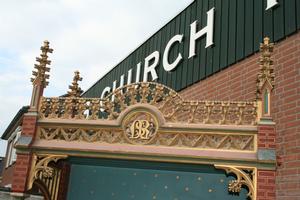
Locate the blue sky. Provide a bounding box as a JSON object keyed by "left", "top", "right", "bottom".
{"left": 0, "top": 0, "right": 193, "bottom": 156}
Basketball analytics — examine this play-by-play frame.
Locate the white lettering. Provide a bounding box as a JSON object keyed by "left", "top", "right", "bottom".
{"left": 266, "top": 0, "right": 278, "bottom": 10}
{"left": 189, "top": 7, "right": 215, "bottom": 58}
{"left": 120, "top": 74, "right": 125, "bottom": 88}
{"left": 100, "top": 86, "right": 111, "bottom": 99}
{"left": 100, "top": 86, "right": 111, "bottom": 110}
{"left": 127, "top": 69, "right": 132, "bottom": 85}
{"left": 112, "top": 80, "right": 117, "bottom": 101}
{"left": 143, "top": 51, "right": 160, "bottom": 82}
{"left": 135, "top": 63, "right": 141, "bottom": 82}
{"left": 163, "top": 34, "right": 183, "bottom": 71}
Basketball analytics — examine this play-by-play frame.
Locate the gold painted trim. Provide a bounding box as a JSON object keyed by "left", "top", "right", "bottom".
{"left": 27, "top": 154, "right": 67, "bottom": 191}
{"left": 37, "top": 126, "right": 256, "bottom": 152}
{"left": 215, "top": 165, "right": 257, "bottom": 200}
{"left": 39, "top": 82, "right": 257, "bottom": 125}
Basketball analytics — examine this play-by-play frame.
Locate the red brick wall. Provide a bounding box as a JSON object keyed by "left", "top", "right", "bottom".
{"left": 21, "top": 115, "right": 37, "bottom": 137}
{"left": 272, "top": 33, "right": 300, "bottom": 199}
{"left": 1, "top": 164, "right": 15, "bottom": 187}
{"left": 180, "top": 32, "right": 300, "bottom": 199}
{"left": 180, "top": 53, "right": 260, "bottom": 101}
{"left": 12, "top": 154, "right": 31, "bottom": 193}
{"left": 258, "top": 125, "right": 276, "bottom": 149}
{"left": 12, "top": 114, "right": 37, "bottom": 193}
{"left": 1, "top": 143, "right": 14, "bottom": 187}
{"left": 257, "top": 170, "right": 276, "bottom": 200}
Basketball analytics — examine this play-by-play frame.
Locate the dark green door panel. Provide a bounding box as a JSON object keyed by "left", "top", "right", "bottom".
{"left": 67, "top": 158, "right": 249, "bottom": 200}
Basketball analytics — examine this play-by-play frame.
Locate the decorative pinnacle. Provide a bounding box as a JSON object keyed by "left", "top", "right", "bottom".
{"left": 256, "top": 37, "right": 275, "bottom": 98}
{"left": 31, "top": 40, "right": 53, "bottom": 88}
{"left": 68, "top": 70, "right": 83, "bottom": 97}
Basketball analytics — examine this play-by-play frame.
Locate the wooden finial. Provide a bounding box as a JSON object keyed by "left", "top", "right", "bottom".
{"left": 256, "top": 37, "right": 275, "bottom": 99}
{"left": 31, "top": 40, "right": 53, "bottom": 88}
{"left": 68, "top": 71, "right": 83, "bottom": 97}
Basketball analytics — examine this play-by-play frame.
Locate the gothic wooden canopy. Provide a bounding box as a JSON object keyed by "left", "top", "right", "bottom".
{"left": 17, "top": 37, "right": 277, "bottom": 200}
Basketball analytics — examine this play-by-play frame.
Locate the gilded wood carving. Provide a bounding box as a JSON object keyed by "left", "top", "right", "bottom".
{"left": 37, "top": 126, "right": 255, "bottom": 151}
{"left": 39, "top": 82, "right": 257, "bottom": 125}
{"left": 31, "top": 41, "right": 53, "bottom": 88}
{"left": 27, "top": 154, "right": 67, "bottom": 200}
{"left": 215, "top": 165, "right": 256, "bottom": 200}
{"left": 256, "top": 37, "right": 275, "bottom": 98}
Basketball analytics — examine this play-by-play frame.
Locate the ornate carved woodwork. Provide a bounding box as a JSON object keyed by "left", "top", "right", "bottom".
{"left": 67, "top": 71, "right": 83, "bottom": 98}
{"left": 31, "top": 40, "right": 53, "bottom": 88}
{"left": 39, "top": 82, "right": 257, "bottom": 125}
{"left": 215, "top": 165, "right": 256, "bottom": 200}
{"left": 256, "top": 37, "right": 275, "bottom": 99}
{"left": 27, "top": 154, "right": 67, "bottom": 200}
{"left": 37, "top": 126, "right": 255, "bottom": 151}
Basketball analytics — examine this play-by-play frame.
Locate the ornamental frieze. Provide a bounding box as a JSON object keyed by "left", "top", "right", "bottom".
{"left": 37, "top": 126, "right": 255, "bottom": 152}
{"left": 39, "top": 82, "right": 257, "bottom": 126}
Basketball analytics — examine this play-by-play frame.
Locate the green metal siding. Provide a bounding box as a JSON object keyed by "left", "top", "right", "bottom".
{"left": 83, "top": 0, "right": 300, "bottom": 98}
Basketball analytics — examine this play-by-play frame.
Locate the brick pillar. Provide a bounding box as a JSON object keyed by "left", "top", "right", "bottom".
{"left": 257, "top": 170, "right": 276, "bottom": 200}
{"left": 12, "top": 113, "right": 38, "bottom": 195}
{"left": 10, "top": 41, "right": 52, "bottom": 199}
{"left": 257, "top": 123, "right": 276, "bottom": 200}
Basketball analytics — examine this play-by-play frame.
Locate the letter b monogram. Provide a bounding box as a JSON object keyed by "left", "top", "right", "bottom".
{"left": 130, "top": 120, "right": 150, "bottom": 139}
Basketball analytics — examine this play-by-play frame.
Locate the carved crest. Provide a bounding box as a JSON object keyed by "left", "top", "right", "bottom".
{"left": 123, "top": 111, "right": 158, "bottom": 144}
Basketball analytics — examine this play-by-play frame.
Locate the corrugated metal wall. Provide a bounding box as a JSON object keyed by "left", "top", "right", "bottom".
{"left": 83, "top": 0, "right": 300, "bottom": 98}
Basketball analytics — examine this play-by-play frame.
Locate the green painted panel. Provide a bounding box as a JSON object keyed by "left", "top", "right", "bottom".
{"left": 219, "top": 0, "right": 229, "bottom": 69}
{"left": 166, "top": 22, "right": 173, "bottom": 87}
{"left": 193, "top": 0, "right": 203, "bottom": 82}
{"left": 171, "top": 17, "right": 180, "bottom": 89}
{"left": 157, "top": 30, "right": 164, "bottom": 85}
{"left": 161, "top": 22, "right": 167, "bottom": 85}
{"left": 188, "top": 2, "right": 197, "bottom": 86}
{"left": 253, "top": 0, "right": 263, "bottom": 51}
{"left": 212, "top": 0, "right": 222, "bottom": 73}
{"left": 273, "top": 0, "right": 285, "bottom": 41}
{"left": 236, "top": 0, "right": 245, "bottom": 61}
{"left": 199, "top": 0, "right": 208, "bottom": 79}
{"left": 227, "top": 0, "right": 237, "bottom": 65}
{"left": 264, "top": 0, "right": 273, "bottom": 41}
{"left": 175, "top": 12, "right": 185, "bottom": 91}
{"left": 205, "top": 0, "right": 214, "bottom": 77}
{"left": 181, "top": 6, "right": 191, "bottom": 88}
{"left": 82, "top": 0, "right": 300, "bottom": 98}
{"left": 67, "top": 158, "right": 249, "bottom": 200}
{"left": 285, "top": 0, "right": 297, "bottom": 35}
{"left": 244, "top": 0, "right": 254, "bottom": 56}
{"left": 297, "top": 0, "right": 300, "bottom": 29}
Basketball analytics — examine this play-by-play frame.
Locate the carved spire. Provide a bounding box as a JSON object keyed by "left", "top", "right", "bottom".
{"left": 68, "top": 71, "right": 83, "bottom": 97}
{"left": 31, "top": 40, "right": 53, "bottom": 88}
{"left": 256, "top": 37, "right": 275, "bottom": 99}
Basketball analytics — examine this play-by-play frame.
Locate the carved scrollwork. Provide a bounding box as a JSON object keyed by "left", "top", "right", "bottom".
{"left": 28, "top": 154, "right": 67, "bottom": 191}
{"left": 215, "top": 165, "right": 256, "bottom": 200}
{"left": 37, "top": 126, "right": 255, "bottom": 151}
{"left": 39, "top": 82, "right": 257, "bottom": 126}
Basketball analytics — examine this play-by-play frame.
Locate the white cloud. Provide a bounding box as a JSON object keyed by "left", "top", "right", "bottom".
{"left": 0, "top": 0, "right": 193, "bottom": 156}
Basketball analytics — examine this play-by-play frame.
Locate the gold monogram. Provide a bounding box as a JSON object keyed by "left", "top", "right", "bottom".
{"left": 130, "top": 120, "right": 150, "bottom": 139}
{"left": 123, "top": 111, "right": 158, "bottom": 144}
